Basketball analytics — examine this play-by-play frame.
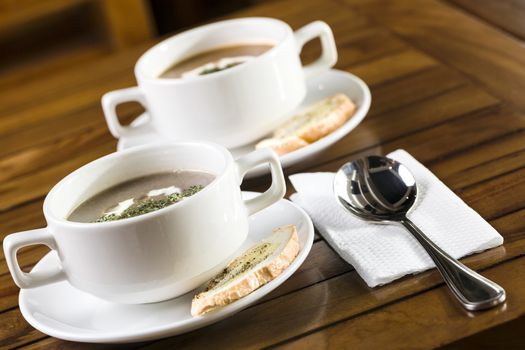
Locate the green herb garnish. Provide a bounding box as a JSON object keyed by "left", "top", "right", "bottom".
{"left": 95, "top": 185, "right": 203, "bottom": 223}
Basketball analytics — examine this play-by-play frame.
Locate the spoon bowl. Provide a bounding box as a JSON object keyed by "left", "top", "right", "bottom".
{"left": 334, "top": 155, "right": 506, "bottom": 311}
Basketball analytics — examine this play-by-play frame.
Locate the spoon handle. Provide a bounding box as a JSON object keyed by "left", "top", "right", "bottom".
{"left": 401, "top": 218, "right": 506, "bottom": 311}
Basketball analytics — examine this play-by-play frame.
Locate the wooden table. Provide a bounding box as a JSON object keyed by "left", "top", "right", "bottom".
{"left": 1, "top": 0, "right": 525, "bottom": 348}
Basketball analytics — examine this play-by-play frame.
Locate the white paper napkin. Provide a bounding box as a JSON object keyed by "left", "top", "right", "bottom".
{"left": 289, "top": 149, "right": 503, "bottom": 287}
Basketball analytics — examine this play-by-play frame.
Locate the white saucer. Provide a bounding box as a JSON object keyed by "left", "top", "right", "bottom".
{"left": 18, "top": 192, "right": 314, "bottom": 344}
{"left": 117, "top": 69, "right": 371, "bottom": 177}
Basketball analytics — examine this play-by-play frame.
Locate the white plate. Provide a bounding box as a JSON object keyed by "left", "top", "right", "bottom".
{"left": 18, "top": 192, "right": 314, "bottom": 344}
{"left": 117, "top": 69, "right": 371, "bottom": 177}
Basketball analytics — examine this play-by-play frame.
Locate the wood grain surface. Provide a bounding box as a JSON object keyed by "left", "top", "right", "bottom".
{"left": 448, "top": 0, "right": 525, "bottom": 40}
{"left": 1, "top": 0, "right": 524, "bottom": 349}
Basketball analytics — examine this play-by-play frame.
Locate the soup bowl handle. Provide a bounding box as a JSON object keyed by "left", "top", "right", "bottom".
{"left": 235, "top": 149, "right": 286, "bottom": 215}
{"left": 294, "top": 21, "right": 338, "bottom": 79}
{"left": 102, "top": 86, "right": 152, "bottom": 139}
{"left": 3, "top": 228, "right": 66, "bottom": 289}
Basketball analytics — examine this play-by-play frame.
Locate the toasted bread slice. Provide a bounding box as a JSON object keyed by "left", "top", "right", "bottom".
{"left": 255, "top": 136, "right": 308, "bottom": 156}
{"left": 191, "top": 225, "right": 300, "bottom": 316}
{"left": 275, "top": 93, "right": 356, "bottom": 143}
{"left": 255, "top": 94, "right": 356, "bottom": 155}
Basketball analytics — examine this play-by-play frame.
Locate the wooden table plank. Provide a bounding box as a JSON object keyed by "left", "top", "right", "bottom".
{"left": 0, "top": 43, "right": 108, "bottom": 92}
{"left": 448, "top": 0, "right": 525, "bottom": 40}
{"left": 368, "top": 65, "right": 467, "bottom": 118}
{"left": 430, "top": 132, "right": 525, "bottom": 187}
{"left": 460, "top": 166, "right": 525, "bottom": 220}
{"left": 277, "top": 255, "right": 525, "bottom": 350}
{"left": 138, "top": 240, "right": 525, "bottom": 349}
{"left": 342, "top": 0, "right": 525, "bottom": 113}
{"left": 0, "top": 308, "right": 46, "bottom": 350}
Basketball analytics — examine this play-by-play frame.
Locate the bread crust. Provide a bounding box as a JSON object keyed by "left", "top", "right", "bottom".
{"left": 255, "top": 136, "right": 308, "bottom": 155}
{"left": 296, "top": 94, "right": 356, "bottom": 142}
{"left": 255, "top": 94, "right": 356, "bottom": 155}
{"left": 191, "top": 225, "right": 300, "bottom": 316}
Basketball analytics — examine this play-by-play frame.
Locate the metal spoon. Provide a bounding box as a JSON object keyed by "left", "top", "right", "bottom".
{"left": 333, "top": 155, "right": 506, "bottom": 311}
